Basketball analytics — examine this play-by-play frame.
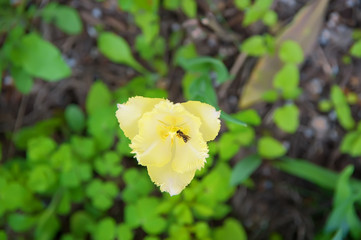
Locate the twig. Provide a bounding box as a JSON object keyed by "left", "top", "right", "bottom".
{"left": 219, "top": 53, "right": 247, "bottom": 99}
{"left": 6, "top": 95, "right": 27, "bottom": 160}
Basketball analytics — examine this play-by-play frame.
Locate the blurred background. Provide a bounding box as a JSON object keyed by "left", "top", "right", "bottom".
{"left": 1, "top": 0, "right": 361, "bottom": 239}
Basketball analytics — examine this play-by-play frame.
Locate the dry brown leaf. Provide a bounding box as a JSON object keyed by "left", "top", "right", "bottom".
{"left": 239, "top": 0, "right": 330, "bottom": 108}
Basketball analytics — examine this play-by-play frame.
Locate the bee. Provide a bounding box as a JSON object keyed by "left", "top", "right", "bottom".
{"left": 176, "top": 130, "right": 190, "bottom": 143}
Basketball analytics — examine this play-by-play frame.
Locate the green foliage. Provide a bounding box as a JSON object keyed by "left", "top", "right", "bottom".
{"left": 98, "top": 32, "right": 146, "bottom": 73}
{"left": 214, "top": 218, "right": 247, "bottom": 240}
{"left": 92, "top": 217, "right": 116, "bottom": 240}
{"left": 242, "top": 0, "right": 274, "bottom": 26}
{"left": 41, "top": 3, "right": 83, "bottom": 35}
{"left": 350, "top": 40, "right": 361, "bottom": 58}
{"left": 262, "top": 10, "right": 278, "bottom": 26}
{"left": 125, "top": 197, "right": 167, "bottom": 234}
{"left": 235, "top": 0, "right": 251, "bottom": 10}
{"left": 3, "top": 1, "right": 361, "bottom": 240}
{"left": 181, "top": 56, "right": 231, "bottom": 107}
{"left": 0, "top": 2, "right": 77, "bottom": 93}
{"left": 273, "top": 104, "right": 300, "bottom": 133}
{"left": 258, "top": 136, "right": 286, "bottom": 159}
{"left": 273, "top": 158, "right": 361, "bottom": 191}
{"left": 318, "top": 99, "right": 332, "bottom": 112}
{"left": 273, "top": 64, "right": 301, "bottom": 99}
{"left": 330, "top": 85, "right": 355, "bottom": 130}
{"left": 11, "top": 33, "right": 71, "bottom": 81}
{"left": 325, "top": 166, "right": 361, "bottom": 239}
{"left": 340, "top": 122, "right": 361, "bottom": 157}
{"left": 230, "top": 154, "right": 262, "bottom": 186}
{"left": 241, "top": 34, "right": 275, "bottom": 56}
{"left": 65, "top": 104, "right": 85, "bottom": 133}
{"left": 279, "top": 40, "right": 304, "bottom": 64}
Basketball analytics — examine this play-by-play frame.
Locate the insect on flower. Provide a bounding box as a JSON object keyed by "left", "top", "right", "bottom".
{"left": 176, "top": 130, "right": 191, "bottom": 143}
{"left": 115, "top": 97, "right": 221, "bottom": 195}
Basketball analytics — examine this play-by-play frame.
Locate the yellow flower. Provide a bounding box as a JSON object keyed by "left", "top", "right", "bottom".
{"left": 116, "top": 96, "right": 221, "bottom": 196}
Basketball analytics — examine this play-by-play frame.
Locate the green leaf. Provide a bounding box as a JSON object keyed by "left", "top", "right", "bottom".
{"left": 229, "top": 109, "right": 261, "bottom": 127}
{"left": 279, "top": 40, "right": 304, "bottom": 64}
{"left": 196, "top": 163, "right": 234, "bottom": 207}
{"left": 163, "top": 0, "right": 181, "bottom": 10}
{"left": 274, "top": 157, "right": 342, "bottom": 190}
{"left": 218, "top": 133, "right": 242, "bottom": 161}
{"left": 318, "top": 100, "right": 332, "bottom": 112}
{"left": 117, "top": 224, "right": 133, "bottom": 240}
{"left": 57, "top": 190, "right": 71, "bottom": 215}
{"left": 235, "top": 0, "right": 250, "bottom": 10}
{"left": 124, "top": 204, "right": 141, "bottom": 228}
{"left": 50, "top": 144, "right": 72, "bottom": 170}
{"left": 273, "top": 104, "right": 300, "bottom": 133}
{"left": 94, "top": 151, "right": 123, "bottom": 177}
{"left": 65, "top": 104, "right": 85, "bottom": 133}
{"left": 86, "top": 180, "right": 118, "bottom": 211}
{"left": 330, "top": 85, "right": 355, "bottom": 130}
{"left": 173, "top": 43, "right": 197, "bottom": 66}
{"left": 125, "top": 197, "right": 166, "bottom": 234}
{"left": 241, "top": 35, "right": 268, "bottom": 56}
{"left": 11, "top": 33, "right": 71, "bottom": 81}
{"left": 35, "top": 214, "right": 60, "bottom": 240}
{"left": 134, "top": 12, "right": 159, "bottom": 43}
{"left": 98, "top": 32, "right": 145, "bottom": 73}
{"left": 86, "top": 81, "right": 112, "bottom": 115}
{"left": 92, "top": 218, "right": 116, "bottom": 240}
{"left": 27, "top": 136, "right": 56, "bottom": 162}
{"left": 11, "top": 66, "right": 33, "bottom": 94}
{"left": 182, "top": 73, "right": 218, "bottom": 107}
{"left": 325, "top": 166, "right": 361, "bottom": 239}
{"left": 169, "top": 225, "right": 191, "bottom": 240}
{"left": 174, "top": 203, "right": 193, "bottom": 224}
{"left": 350, "top": 40, "right": 361, "bottom": 58}
{"left": 87, "top": 106, "right": 117, "bottom": 150}
{"left": 70, "top": 211, "right": 94, "bottom": 237}
{"left": 13, "top": 118, "right": 62, "bottom": 149}
{"left": 60, "top": 162, "right": 92, "bottom": 188}
{"left": 214, "top": 218, "right": 247, "bottom": 240}
{"left": 0, "top": 230, "right": 7, "bottom": 240}
{"left": 220, "top": 112, "right": 248, "bottom": 127}
{"left": 135, "top": 35, "right": 165, "bottom": 60}
{"left": 1, "top": 182, "right": 30, "bottom": 211}
{"left": 273, "top": 64, "right": 300, "bottom": 99}
{"left": 219, "top": 129, "right": 255, "bottom": 161}
{"left": 42, "top": 3, "right": 82, "bottom": 35}
{"left": 262, "top": 10, "right": 278, "bottom": 26}
{"left": 230, "top": 155, "right": 262, "bottom": 186}
{"left": 340, "top": 131, "right": 361, "bottom": 157}
{"left": 143, "top": 216, "right": 167, "bottom": 235}
{"left": 8, "top": 213, "right": 36, "bottom": 232}
{"left": 258, "top": 136, "right": 286, "bottom": 159}
{"left": 27, "top": 165, "right": 57, "bottom": 193}
{"left": 243, "top": 0, "right": 273, "bottom": 26}
{"left": 122, "top": 169, "right": 154, "bottom": 203}
{"left": 60, "top": 234, "right": 75, "bottom": 240}
{"left": 70, "top": 136, "right": 96, "bottom": 160}
{"left": 181, "top": 0, "right": 197, "bottom": 18}
{"left": 194, "top": 222, "right": 211, "bottom": 239}
{"left": 180, "top": 57, "right": 230, "bottom": 84}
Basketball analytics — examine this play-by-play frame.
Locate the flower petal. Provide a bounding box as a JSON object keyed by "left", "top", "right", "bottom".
{"left": 172, "top": 133, "right": 208, "bottom": 173}
{"left": 147, "top": 161, "right": 196, "bottom": 196}
{"left": 116, "top": 96, "right": 163, "bottom": 139}
{"left": 181, "top": 101, "right": 221, "bottom": 141}
{"left": 130, "top": 111, "right": 172, "bottom": 167}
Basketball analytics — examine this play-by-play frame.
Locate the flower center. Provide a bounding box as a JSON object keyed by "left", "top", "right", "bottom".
{"left": 157, "top": 119, "right": 190, "bottom": 144}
